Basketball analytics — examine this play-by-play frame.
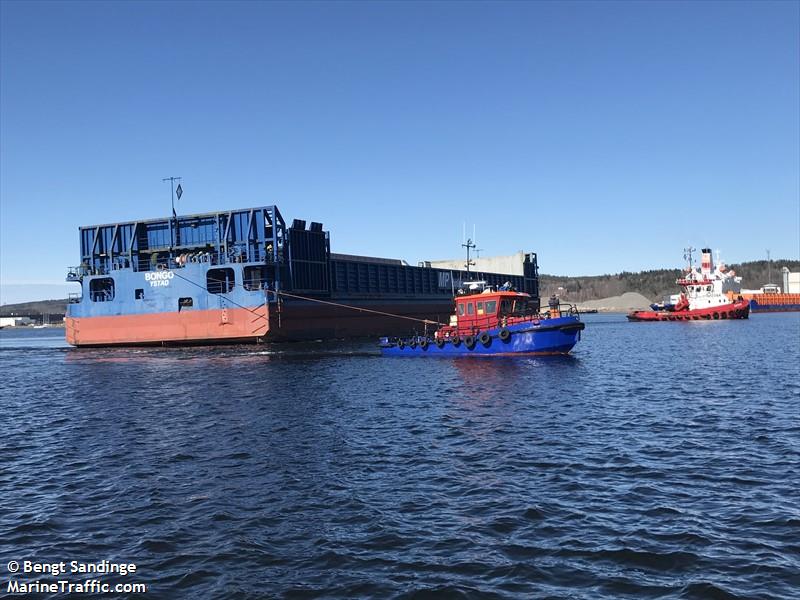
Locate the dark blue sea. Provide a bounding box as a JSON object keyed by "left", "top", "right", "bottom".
{"left": 2, "top": 313, "right": 799, "bottom": 599}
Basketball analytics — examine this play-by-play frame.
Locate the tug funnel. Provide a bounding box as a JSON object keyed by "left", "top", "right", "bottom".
{"left": 701, "top": 248, "right": 713, "bottom": 276}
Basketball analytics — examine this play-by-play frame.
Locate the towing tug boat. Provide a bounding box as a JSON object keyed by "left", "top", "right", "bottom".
{"left": 627, "top": 247, "right": 750, "bottom": 322}
{"left": 379, "top": 282, "right": 585, "bottom": 356}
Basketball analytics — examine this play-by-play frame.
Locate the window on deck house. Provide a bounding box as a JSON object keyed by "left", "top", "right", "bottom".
{"left": 206, "top": 268, "right": 235, "bottom": 294}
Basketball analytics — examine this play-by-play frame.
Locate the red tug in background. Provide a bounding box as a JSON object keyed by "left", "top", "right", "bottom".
{"left": 628, "top": 247, "right": 750, "bottom": 322}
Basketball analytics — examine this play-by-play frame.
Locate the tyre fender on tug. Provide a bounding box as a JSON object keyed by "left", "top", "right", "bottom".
{"left": 464, "top": 335, "right": 476, "bottom": 350}
{"left": 478, "top": 331, "right": 491, "bottom": 346}
{"left": 498, "top": 328, "right": 511, "bottom": 341}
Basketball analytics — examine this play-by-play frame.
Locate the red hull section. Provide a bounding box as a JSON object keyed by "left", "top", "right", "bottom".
{"left": 627, "top": 300, "right": 750, "bottom": 322}
{"left": 64, "top": 300, "right": 451, "bottom": 346}
{"left": 66, "top": 306, "right": 268, "bottom": 346}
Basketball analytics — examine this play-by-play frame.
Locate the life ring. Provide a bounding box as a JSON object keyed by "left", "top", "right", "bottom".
{"left": 420, "top": 338, "right": 429, "bottom": 350}
{"left": 498, "top": 328, "right": 511, "bottom": 341}
{"left": 464, "top": 335, "right": 476, "bottom": 350}
{"left": 451, "top": 336, "right": 461, "bottom": 347}
{"left": 478, "top": 331, "right": 491, "bottom": 346}
{"left": 435, "top": 338, "right": 445, "bottom": 348}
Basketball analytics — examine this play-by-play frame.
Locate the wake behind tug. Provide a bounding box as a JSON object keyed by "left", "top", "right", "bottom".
{"left": 380, "top": 283, "right": 585, "bottom": 357}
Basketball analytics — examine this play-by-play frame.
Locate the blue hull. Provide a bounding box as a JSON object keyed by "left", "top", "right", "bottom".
{"left": 749, "top": 300, "right": 800, "bottom": 313}
{"left": 379, "top": 317, "right": 585, "bottom": 357}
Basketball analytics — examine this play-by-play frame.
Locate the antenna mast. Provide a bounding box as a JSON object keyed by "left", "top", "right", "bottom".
{"left": 162, "top": 176, "right": 182, "bottom": 252}
{"left": 162, "top": 176, "right": 182, "bottom": 218}
{"left": 683, "top": 246, "right": 696, "bottom": 270}
{"left": 462, "top": 238, "right": 476, "bottom": 275}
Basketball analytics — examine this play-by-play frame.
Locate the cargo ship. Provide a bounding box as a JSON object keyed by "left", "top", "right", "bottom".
{"left": 741, "top": 268, "right": 800, "bottom": 312}
{"left": 64, "top": 205, "right": 540, "bottom": 346}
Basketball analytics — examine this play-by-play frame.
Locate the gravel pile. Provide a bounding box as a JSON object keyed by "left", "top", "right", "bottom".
{"left": 575, "top": 292, "right": 652, "bottom": 313}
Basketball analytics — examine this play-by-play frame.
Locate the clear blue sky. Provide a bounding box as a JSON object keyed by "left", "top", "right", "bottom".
{"left": 1, "top": 0, "right": 798, "bottom": 303}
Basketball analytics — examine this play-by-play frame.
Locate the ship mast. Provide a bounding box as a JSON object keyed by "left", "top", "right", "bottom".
{"left": 462, "top": 238, "right": 476, "bottom": 275}
{"left": 683, "top": 246, "right": 695, "bottom": 271}
{"left": 162, "top": 176, "right": 182, "bottom": 254}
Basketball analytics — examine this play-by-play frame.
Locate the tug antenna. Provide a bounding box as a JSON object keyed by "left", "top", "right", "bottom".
{"left": 462, "top": 238, "right": 476, "bottom": 274}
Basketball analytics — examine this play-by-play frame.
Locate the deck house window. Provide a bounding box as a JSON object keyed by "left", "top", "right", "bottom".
{"left": 476, "top": 301, "right": 484, "bottom": 315}
{"left": 135, "top": 288, "right": 144, "bottom": 300}
{"left": 89, "top": 277, "right": 115, "bottom": 302}
{"left": 485, "top": 300, "right": 497, "bottom": 314}
{"left": 207, "top": 268, "right": 235, "bottom": 294}
{"left": 458, "top": 303, "right": 465, "bottom": 317}
{"left": 243, "top": 266, "right": 269, "bottom": 291}
{"left": 467, "top": 302, "right": 474, "bottom": 315}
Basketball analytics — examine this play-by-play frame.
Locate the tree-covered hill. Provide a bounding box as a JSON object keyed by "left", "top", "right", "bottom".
{"left": 540, "top": 259, "right": 800, "bottom": 303}
{"left": 2, "top": 259, "right": 798, "bottom": 317}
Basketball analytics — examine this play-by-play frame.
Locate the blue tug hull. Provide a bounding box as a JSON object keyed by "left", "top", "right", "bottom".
{"left": 379, "top": 317, "right": 584, "bottom": 357}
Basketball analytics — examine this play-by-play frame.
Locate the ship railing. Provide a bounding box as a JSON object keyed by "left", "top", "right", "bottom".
{"left": 460, "top": 311, "right": 541, "bottom": 333}
{"left": 536, "top": 303, "right": 581, "bottom": 319}
{"left": 110, "top": 259, "right": 133, "bottom": 271}
{"left": 460, "top": 315, "right": 502, "bottom": 333}
{"left": 135, "top": 252, "right": 217, "bottom": 272}
{"left": 68, "top": 292, "right": 82, "bottom": 304}
{"left": 243, "top": 277, "right": 269, "bottom": 291}
{"left": 135, "top": 251, "right": 279, "bottom": 272}
{"left": 66, "top": 265, "right": 93, "bottom": 280}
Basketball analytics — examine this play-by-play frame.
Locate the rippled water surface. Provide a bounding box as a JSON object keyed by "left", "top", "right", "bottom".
{"left": 2, "top": 314, "right": 799, "bottom": 599}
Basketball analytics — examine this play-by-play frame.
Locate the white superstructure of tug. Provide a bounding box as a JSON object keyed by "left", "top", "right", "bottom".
{"left": 675, "top": 248, "right": 742, "bottom": 310}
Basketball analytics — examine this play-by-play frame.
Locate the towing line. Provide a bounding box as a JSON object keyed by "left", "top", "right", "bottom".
{"left": 267, "top": 289, "right": 446, "bottom": 327}
{"left": 171, "top": 269, "right": 444, "bottom": 328}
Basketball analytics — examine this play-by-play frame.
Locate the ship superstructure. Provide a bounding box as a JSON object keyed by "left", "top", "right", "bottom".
{"left": 676, "top": 248, "right": 743, "bottom": 311}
